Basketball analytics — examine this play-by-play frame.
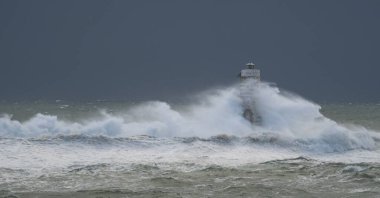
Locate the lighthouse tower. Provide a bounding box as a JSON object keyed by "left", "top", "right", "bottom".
{"left": 239, "top": 62, "right": 261, "bottom": 123}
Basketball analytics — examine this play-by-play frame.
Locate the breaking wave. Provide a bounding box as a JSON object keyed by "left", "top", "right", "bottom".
{"left": 0, "top": 82, "right": 379, "bottom": 153}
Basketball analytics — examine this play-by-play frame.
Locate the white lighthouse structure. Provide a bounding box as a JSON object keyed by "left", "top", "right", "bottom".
{"left": 239, "top": 62, "right": 261, "bottom": 123}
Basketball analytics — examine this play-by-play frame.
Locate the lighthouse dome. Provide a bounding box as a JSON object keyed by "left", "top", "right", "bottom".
{"left": 246, "top": 62, "right": 255, "bottom": 69}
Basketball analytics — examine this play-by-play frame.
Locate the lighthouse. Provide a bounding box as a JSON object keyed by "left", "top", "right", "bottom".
{"left": 238, "top": 62, "right": 261, "bottom": 123}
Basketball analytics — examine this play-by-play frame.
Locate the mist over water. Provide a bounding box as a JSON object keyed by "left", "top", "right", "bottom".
{"left": 1, "top": 82, "right": 380, "bottom": 197}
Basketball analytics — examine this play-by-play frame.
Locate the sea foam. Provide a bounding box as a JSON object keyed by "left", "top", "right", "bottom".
{"left": 0, "top": 82, "right": 378, "bottom": 152}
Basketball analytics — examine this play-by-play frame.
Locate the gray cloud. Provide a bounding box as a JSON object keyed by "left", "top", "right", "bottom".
{"left": 0, "top": 0, "right": 379, "bottom": 102}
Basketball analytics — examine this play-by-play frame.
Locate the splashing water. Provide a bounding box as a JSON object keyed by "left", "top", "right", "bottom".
{"left": 0, "top": 82, "right": 378, "bottom": 152}
{"left": 1, "top": 82, "right": 380, "bottom": 197}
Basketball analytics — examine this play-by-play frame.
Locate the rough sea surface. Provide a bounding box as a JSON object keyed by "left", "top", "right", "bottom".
{"left": 1, "top": 83, "right": 380, "bottom": 197}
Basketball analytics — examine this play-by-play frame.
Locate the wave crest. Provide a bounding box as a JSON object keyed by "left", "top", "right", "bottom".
{"left": 0, "top": 83, "right": 378, "bottom": 153}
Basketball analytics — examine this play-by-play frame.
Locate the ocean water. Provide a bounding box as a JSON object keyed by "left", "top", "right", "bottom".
{"left": 1, "top": 83, "right": 380, "bottom": 198}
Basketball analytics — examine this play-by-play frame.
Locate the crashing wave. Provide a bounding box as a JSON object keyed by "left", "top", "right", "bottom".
{"left": 0, "top": 82, "right": 378, "bottom": 153}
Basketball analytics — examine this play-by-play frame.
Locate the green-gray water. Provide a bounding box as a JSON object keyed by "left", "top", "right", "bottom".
{"left": 1, "top": 85, "right": 380, "bottom": 198}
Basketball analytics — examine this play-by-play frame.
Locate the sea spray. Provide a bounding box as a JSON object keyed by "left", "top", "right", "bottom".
{"left": 1, "top": 83, "right": 380, "bottom": 196}
{"left": 252, "top": 82, "right": 377, "bottom": 152}
{"left": 0, "top": 82, "right": 378, "bottom": 152}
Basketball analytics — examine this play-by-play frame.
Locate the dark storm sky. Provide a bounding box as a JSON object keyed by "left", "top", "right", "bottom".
{"left": 0, "top": 0, "right": 379, "bottom": 102}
